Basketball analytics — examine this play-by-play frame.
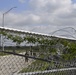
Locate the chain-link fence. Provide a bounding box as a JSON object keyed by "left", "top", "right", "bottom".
{"left": 0, "top": 27, "right": 76, "bottom": 75}
{"left": 16, "top": 68, "right": 76, "bottom": 75}
{"left": 0, "top": 50, "right": 76, "bottom": 75}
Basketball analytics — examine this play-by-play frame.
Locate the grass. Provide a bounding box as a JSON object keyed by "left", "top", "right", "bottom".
{"left": 0, "top": 46, "right": 39, "bottom": 56}
{"left": 0, "top": 49, "right": 26, "bottom": 56}
{"left": 0, "top": 52, "right": 8, "bottom": 56}
{"left": 20, "top": 60, "right": 70, "bottom": 75}
{"left": 20, "top": 54, "right": 65, "bottom": 73}
{"left": 20, "top": 57, "right": 72, "bottom": 75}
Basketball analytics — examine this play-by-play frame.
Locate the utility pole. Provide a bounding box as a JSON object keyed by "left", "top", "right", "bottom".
{"left": 1, "top": 7, "right": 17, "bottom": 51}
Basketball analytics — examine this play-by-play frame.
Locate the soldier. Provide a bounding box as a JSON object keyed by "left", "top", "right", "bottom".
{"left": 25, "top": 51, "right": 29, "bottom": 62}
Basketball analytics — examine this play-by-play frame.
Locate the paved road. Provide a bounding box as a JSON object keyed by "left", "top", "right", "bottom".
{"left": 0, "top": 53, "right": 34, "bottom": 75}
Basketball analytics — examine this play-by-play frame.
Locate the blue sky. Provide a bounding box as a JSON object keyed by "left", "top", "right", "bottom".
{"left": 0, "top": 0, "right": 76, "bottom": 36}
{"left": 0, "top": 0, "right": 75, "bottom": 12}
{"left": 0, "top": 0, "right": 30, "bottom": 12}
{"left": 72, "top": 0, "right": 76, "bottom": 3}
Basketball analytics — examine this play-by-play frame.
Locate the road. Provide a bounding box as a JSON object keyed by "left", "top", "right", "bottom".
{"left": 0, "top": 53, "right": 34, "bottom": 75}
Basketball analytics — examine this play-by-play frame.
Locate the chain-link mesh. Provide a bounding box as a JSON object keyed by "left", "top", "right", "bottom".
{"left": 0, "top": 27, "right": 76, "bottom": 75}
{"left": 0, "top": 50, "right": 76, "bottom": 75}
{"left": 16, "top": 68, "right": 76, "bottom": 75}
{"left": 0, "top": 51, "right": 34, "bottom": 75}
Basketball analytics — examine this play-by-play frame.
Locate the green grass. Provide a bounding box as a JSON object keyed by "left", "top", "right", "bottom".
{"left": 20, "top": 60, "right": 49, "bottom": 73}
{"left": 20, "top": 53, "right": 68, "bottom": 73}
{"left": 20, "top": 54, "right": 64, "bottom": 73}
{"left": 0, "top": 52, "right": 8, "bottom": 56}
{"left": 0, "top": 49, "right": 26, "bottom": 56}
{"left": 20, "top": 60, "right": 70, "bottom": 75}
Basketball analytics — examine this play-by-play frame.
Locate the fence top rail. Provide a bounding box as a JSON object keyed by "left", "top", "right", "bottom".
{"left": 17, "top": 67, "right": 76, "bottom": 75}
{"left": 0, "top": 26, "right": 50, "bottom": 37}
{"left": 0, "top": 26, "right": 76, "bottom": 41}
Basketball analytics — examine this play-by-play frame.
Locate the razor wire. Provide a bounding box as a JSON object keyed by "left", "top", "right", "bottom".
{"left": 49, "top": 27, "right": 76, "bottom": 39}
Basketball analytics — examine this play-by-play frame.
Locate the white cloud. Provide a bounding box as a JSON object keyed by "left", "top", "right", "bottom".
{"left": 0, "top": 0, "right": 76, "bottom": 34}
{"left": 29, "top": 0, "right": 71, "bottom": 12}
{"left": 19, "top": 0, "right": 26, "bottom": 3}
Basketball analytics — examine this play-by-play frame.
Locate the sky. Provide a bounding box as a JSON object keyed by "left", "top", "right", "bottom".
{"left": 0, "top": 0, "right": 76, "bottom": 36}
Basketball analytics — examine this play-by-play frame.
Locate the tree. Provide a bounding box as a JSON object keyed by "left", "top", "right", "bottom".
{"left": 12, "top": 35, "right": 23, "bottom": 47}
{"left": 62, "top": 42, "right": 76, "bottom": 61}
{"left": 24, "top": 36, "right": 36, "bottom": 56}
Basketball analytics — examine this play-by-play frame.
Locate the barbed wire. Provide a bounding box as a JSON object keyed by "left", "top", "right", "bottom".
{"left": 49, "top": 27, "right": 76, "bottom": 39}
